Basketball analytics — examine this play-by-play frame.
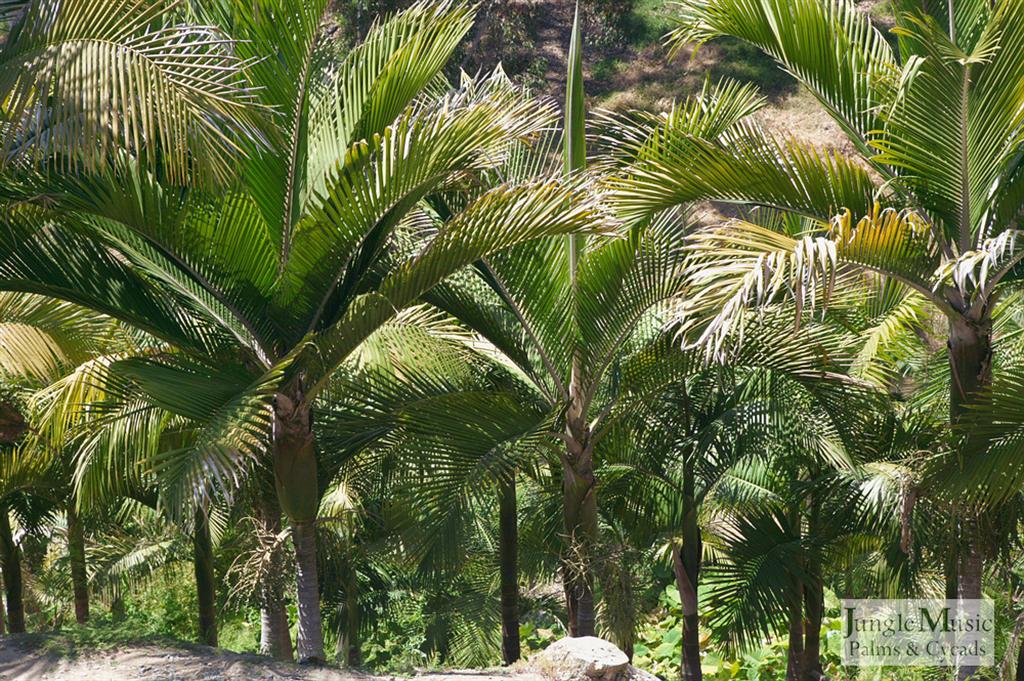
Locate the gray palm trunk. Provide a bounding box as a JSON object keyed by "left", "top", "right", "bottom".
{"left": 67, "top": 503, "right": 89, "bottom": 624}
{"left": 257, "top": 495, "right": 292, "bottom": 661}
{"left": 499, "top": 476, "right": 521, "bottom": 664}
{"left": 194, "top": 512, "right": 218, "bottom": 647}
{"left": 261, "top": 601, "right": 293, "bottom": 660}
{"left": 0, "top": 507, "right": 24, "bottom": 633}
{"left": 562, "top": 395, "right": 598, "bottom": 638}
{"left": 948, "top": 315, "right": 992, "bottom": 681}
{"left": 292, "top": 521, "right": 324, "bottom": 663}
{"left": 273, "top": 380, "right": 325, "bottom": 664}
{"left": 673, "top": 456, "right": 702, "bottom": 681}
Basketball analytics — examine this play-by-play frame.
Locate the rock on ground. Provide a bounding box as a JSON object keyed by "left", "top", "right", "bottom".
{"left": 530, "top": 637, "right": 658, "bottom": 681}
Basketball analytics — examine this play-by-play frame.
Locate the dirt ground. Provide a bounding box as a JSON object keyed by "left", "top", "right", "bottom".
{"left": 0, "top": 634, "right": 546, "bottom": 681}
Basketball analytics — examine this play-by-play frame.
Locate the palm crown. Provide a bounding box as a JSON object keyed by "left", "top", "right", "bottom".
{"left": 0, "top": 0, "right": 600, "bottom": 661}
{"left": 611, "top": 0, "right": 1024, "bottom": 338}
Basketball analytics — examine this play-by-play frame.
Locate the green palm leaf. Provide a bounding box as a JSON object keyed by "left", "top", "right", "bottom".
{"left": 305, "top": 176, "right": 604, "bottom": 395}
{"left": 609, "top": 115, "right": 879, "bottom": 225}
{"left": 0, "top": 0, "right": 262, "bottom": 184}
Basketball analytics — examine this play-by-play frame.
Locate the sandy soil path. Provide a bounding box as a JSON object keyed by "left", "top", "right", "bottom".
{"left": 0, "top": 634, "right": 545, "bottom": 681}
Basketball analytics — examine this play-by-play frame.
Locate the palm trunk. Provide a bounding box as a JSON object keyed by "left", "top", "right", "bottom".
{"left": 945, "top": 533, "right": 959, "bottom": 600}
{"left": 257, "top": 494, "right": 292, "bottom": 661}
{"left": 261, "top": 602, "right": 293, "bottom": 661}
{"left": 261, "top": 602, "right": 290, "bottom": 659}
{"left": 67, "top": 504, "right": 89, "bottom": 624}
{"left": 0, "top": 507, "right": 25, "bottom": 633}
{"left": 336, "top": 566, "right": 360, "bottom": 666}
{"left": 802, "top": 498, "right": 824, "bottom": 681}
{"left": 786, "top": 593, "right": 804, "bottom": 681}
{"left": 786, "top": 504, "right": 803, "bottom": 681}
{"left": 949, "top": 316, "right": 992, "bottom": 681}
{"left": 292, "top": 521, "right": 324, "bottom": 664}
{"left": 956, "top": 540, "right": 984, "bottom": 680}
{"left": 276, "top": 606, "right": 293, "bottom": 658}
{"left": 193, "top": 511, "right": 218, "bottom": 647}
{"left": 499, "top": 476, "right": 521, "bottom": 664}
{"left": 1016, "top": 635, "right": 1024, "bottom": 681}
{"left": 672, "top": 545, "right": 701, "bottom": 681}
{"left": 562, "top": 432, "right": 597, "bottom": 637}
{"left": 273, "top": 382, "right": 325, "bottom": 664}
{"left": 673, "top": 457, "right": 702, "bottom": 681}
{"left": 802, "top": 562, "right": 825, "bottom": 680}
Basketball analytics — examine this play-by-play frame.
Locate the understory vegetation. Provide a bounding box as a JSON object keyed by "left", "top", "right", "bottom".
{"left": 3, "top": 1, "right": 1024, "bottom": 681}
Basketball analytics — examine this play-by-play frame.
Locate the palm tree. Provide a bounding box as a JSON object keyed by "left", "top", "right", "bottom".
{"left": 420, "top": 8, "right": 708, "bottom": 636}
{"left": 0, "top": 292, "right": 130, "bottom": 628}
{"left": 609, "top": 3, "right": 1024, "bottom": 676}
{"left": 315, "top": 308, "right": 553, "bottom": 665}
{"left": 697, "top": 411, "right": 931, "bottom": 681}
{"left": 39, "top": 343, "right": 307, "bottom": 655}
{"left": 597, "top": 305, "right": 886, "bottom": 680}
{"left": 0, "top": 290, "right": 242, "bottom": 644}
{"left": 600, "top": 368, "right": 775, "bottom": 680}
{"left": 331, "top": 304, "right": 885, "bottom": 676}
{"left": 0, "top": 0, "right": 599, "bottom": 661}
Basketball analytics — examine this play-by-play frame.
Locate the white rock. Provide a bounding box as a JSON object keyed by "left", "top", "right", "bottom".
{"left": 532, "top": 637, "right": 630, "bottom": 681}
{"left": 626, "top": 666, "right": 661, "bottom": 681}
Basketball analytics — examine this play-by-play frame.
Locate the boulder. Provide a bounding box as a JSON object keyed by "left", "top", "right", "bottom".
{"left": 624, "top": 667, "right": 660, "bottom": 681}
{"left": 532, "top": 637, "right": 656, "bottom": 681}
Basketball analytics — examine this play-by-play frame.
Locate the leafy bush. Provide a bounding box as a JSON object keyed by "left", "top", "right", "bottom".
{"left": 360, "top": 591, "right": 434, "bottom": 673}
{"left": 112, "top": 567, "right": 201, "bottom": 642}
{"left": 629, "top": 583, "right": 948, "bottom": 681}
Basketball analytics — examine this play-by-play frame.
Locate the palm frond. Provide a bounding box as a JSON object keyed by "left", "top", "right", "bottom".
{"left": 306, "top": 175, "right": 605, "bottom": 396}
{"left": 667, "top": 0, "right": 897, "bottom": 152}
{"left": 608, "top": 117, "right": 879, "bottom": 225}
{"left": 876, "top": 3, "right": 1024, "bottom": 246}
{"left": 278, "top": 72, "right": 561, "bottom": 333}
{"left": 0, "top": 292, "right": 115, "bottom": 381}
{"left": 302, "top": 1, "right": 476, "bottom": 207}
{"left": 0, "top": 0, "right": 263, "bottom": 184}
{"left": 684, "top": 207, "right": 950, "bottom": 357}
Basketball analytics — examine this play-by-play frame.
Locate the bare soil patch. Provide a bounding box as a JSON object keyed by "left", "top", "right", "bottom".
{"left": 0, "top": 634, "right": 545, "bottom": 681}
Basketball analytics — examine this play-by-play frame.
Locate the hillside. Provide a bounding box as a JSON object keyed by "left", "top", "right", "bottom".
{"left": 442, "top": 0, "right": 888, "bottom": 148}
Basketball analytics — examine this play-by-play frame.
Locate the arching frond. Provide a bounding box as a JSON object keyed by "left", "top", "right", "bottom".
{"left": 875, "top": 3, "right": 1024, "bottom": 245}
{"left": 305, "top": 175, "right": 605, "bottom": 396}
{"left": 0, "top": 0, "right": 263, "bottom": 184}
{"left": 684, "top": 207, "right": 950, "bottom": 358}
{"left": 0, "top": 292, "right": 114, "bottom": 381}
{"left": 667, "top": 0, "right": 898, "bottom": 152}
